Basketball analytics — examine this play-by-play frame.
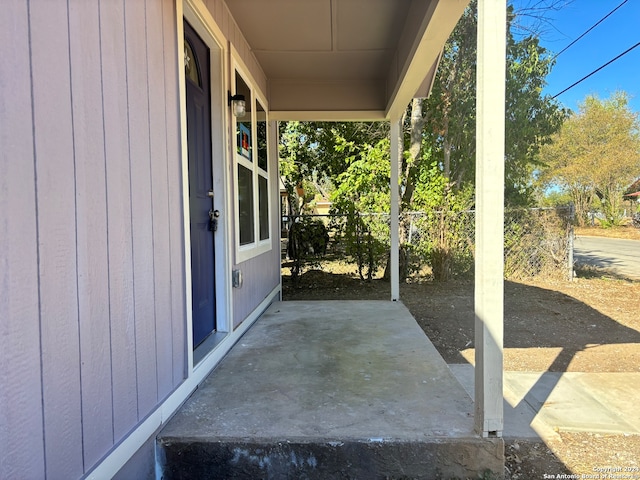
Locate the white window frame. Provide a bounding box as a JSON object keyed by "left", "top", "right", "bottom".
{"left": 231, "top": 54, "right": 272, "bottom": 263}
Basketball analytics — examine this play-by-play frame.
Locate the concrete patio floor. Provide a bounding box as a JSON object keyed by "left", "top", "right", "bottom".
{"left": 158, "top": 300, "right": 503, "bottom": 479}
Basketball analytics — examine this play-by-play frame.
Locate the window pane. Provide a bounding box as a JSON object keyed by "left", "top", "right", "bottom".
{"left": 238, "top": 165, "right": 254, "bottom": 245}
{"left": 184, "top": 40, "right": 201, "bottom": 86}
{"left": 258, "top": 175, "right": 269, "bottom": 241}
{"left": 256, "top": 101, "right": 267, "bottom": 171}
{"left": 235, "top": 72, "right": 252, "bottom": 161}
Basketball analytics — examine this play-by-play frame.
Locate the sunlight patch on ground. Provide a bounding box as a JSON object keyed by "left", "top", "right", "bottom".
{"left": 460, "top": 346, "right": 640, "bottom": 373}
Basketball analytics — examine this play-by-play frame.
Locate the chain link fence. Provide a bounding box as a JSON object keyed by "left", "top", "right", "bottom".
{"left": 282, "top": 206, "right": 574, "bottom": 283}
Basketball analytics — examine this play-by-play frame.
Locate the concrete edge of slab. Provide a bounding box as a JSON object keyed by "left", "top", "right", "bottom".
{"left": 158, "top": 436, "right": 505, "bottom": 480}
{"left": 158, "top": 434, "right": 491, "bottom": 444}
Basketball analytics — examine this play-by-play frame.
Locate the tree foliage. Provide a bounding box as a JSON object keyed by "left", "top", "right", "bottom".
{"left": 421, "top": 0, "right": 566, "bottom": 205}
{"left": 279, "top": 121, "right": 389, "bottom": 210}
{"left": 281, "top": 2, "right": 564, "bottom": 206}
{"left": 539, "top": 92, "right": 640, "bottom": 226}
{"left": 279, "top": 0, "right": 567, "bottom": 279}
{"left": 330, "top": 136, "right": 391, "bottom": 280}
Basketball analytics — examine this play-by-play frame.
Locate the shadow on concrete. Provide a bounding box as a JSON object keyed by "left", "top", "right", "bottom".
{"left": 501, "top": 280, "right": 640, "bottom": 435}
{"left": 285, "top": 271, "right": 640, "bottom": 475}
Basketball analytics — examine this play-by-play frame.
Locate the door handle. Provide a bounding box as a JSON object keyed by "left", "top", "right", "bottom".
{"left": 207, "top": 190, "right": 214, "bottom": 197}
{"left": 208, "top": 209, "right": 220, "bottom": 232}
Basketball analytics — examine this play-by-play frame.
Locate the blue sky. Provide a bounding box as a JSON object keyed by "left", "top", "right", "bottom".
{"left": 512, "top": 0, "right": 640, "bottom": 113}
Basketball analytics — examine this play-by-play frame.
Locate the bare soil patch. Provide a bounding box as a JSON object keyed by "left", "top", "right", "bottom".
{"left": 576, "top": 225, "right": 640, "bottom": 241}
{"left": 283, "top": 267, "right": 640, "bottom": 478}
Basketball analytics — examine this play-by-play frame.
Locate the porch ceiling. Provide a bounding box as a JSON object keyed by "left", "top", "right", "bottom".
{"left": 225, "top": 0, "right": 469, "bottom": 121}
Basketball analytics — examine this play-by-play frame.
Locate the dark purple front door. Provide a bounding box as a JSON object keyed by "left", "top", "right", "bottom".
{"left": 184, "top": 21, "right": 216, "bottom": 347}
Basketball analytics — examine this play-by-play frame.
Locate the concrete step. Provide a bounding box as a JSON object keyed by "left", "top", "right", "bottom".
{"left": 159, "top": 436, "right": 502, "bottom": 479}
{"left": 158, "top": 301, "right": 504, "bottom": 479}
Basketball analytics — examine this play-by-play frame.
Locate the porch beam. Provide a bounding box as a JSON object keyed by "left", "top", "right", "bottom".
{"left": 385, "top": 0, "right": 469, "bottom": 120}
{"left": 474, "top": 0, "right": 505, "bottom": 437}
{"left": 390, "top": 119, "right": 401, "bottom": 301}
{"left": 269, "top": 110, "right": 387, "bottom": 122}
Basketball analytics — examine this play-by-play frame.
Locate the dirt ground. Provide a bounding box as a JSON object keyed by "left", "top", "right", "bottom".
{"left": 576, "top": 224, "right": 640, "bottom": 241}
{"left": 282, "top": 264, "right": 640, "bottom": 478}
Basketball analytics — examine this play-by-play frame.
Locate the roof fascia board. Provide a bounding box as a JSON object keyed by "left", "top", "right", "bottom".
{"left": 385, "top": 0, "right": 469, "bottom": 120}
{"left": 269, "top": 110, "right": 386, "bottom": 122}
{"left": 414, "top": 49, "right": 443, "bottom": 99}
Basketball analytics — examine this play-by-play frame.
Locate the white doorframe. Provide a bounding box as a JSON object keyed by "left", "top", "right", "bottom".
{"left": 180, "top": 0, "right": 233, "bottom": 373}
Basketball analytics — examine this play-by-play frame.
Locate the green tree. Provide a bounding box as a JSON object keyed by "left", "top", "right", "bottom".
{"left": 330, "top": 136, "right": 391, "bottom": 280}
{"left": 539, "top": 92, "right": 640, "bottom": 226}
{"left": 420, "top": 1, "right": 566, "bottom": 206}
{"left": 279, "top": 121, "right": 389, "bottom": 210}
{"left": 279, "top": 0, "right": 566, "bottom": 280}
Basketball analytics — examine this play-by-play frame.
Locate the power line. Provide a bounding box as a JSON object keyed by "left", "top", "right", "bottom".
{"left": 552, "top": 0, "right": 629, "bottom": 60}
{"left": 552, "top": 41, "right": 640, "bottom": 99}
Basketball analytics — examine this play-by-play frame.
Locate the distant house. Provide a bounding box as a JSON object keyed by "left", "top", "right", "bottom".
{"left": 1, "top": 0, "right": 508, "bottom": 478}
{"left": 624, "top": 177, "right": 640, "bottom": 200}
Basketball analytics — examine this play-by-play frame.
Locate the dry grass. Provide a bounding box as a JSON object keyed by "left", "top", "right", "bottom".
{"left": 575, "top": 225, "right": 640, "bottom": 240}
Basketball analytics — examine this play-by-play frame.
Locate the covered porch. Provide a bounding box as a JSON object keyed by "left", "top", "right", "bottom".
{"left": 159, "top": 300, "right": 503, "bottom": 478}
{"left": 161, "top": 0, "right": 508, "bottom": 475}
{"left": 0, "top": 0, "right": 510, "bottom": 478}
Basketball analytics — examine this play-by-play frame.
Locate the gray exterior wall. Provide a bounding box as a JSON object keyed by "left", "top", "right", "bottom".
{"left": 232, "top": 250, "right": 281, "bottom": 328}
{"left": 1, "top": 0, "right": 283, "bottom": 477}
{"left": 0, "top": 0, "right": 186, "bottom": 478}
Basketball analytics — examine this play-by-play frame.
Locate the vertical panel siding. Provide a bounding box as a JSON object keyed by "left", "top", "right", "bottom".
{"left": 146, "top": 0, "right": 174, "bottom": 400}
{"left": 68, "top": 0, "right": 114, "bottom": 467}
{"left": 1, "top": 0, "right": 187, "bottom": 477}
{"left": 162, "top": 0, "right": 187, "bottom": 385}
{"left": 99, "top": 0, "right": 139, "bottom": 442}
{"left": 124, "top": 0, "right": 159, "bottom": 418}
{"left": 30, "top": 0, "right": 84, "bottom": 477}
{"left": 0, "top": 1, "right": 46, "bottom": 478}
{"left": 233, "top": 252, "right": 280, "bottom": 327}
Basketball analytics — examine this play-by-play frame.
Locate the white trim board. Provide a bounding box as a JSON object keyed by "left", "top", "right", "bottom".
{"left": 84, "top": 285, "right": 281, "bottom": 480}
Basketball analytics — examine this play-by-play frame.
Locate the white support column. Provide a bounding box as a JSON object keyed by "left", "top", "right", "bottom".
{"left": 474, "top": 0, "right": 506, "bottom": 437}
{"left": 390, "top": 119, "right": 401, "bottom": 301}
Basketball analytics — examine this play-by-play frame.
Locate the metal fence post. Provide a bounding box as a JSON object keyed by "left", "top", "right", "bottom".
{"left": 568, "top": 203, "right": 575, "bottom": 281}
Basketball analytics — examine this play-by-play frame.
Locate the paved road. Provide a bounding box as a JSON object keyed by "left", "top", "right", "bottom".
{"left": 574, "top": 236, "right": 640, "bottom": 280}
